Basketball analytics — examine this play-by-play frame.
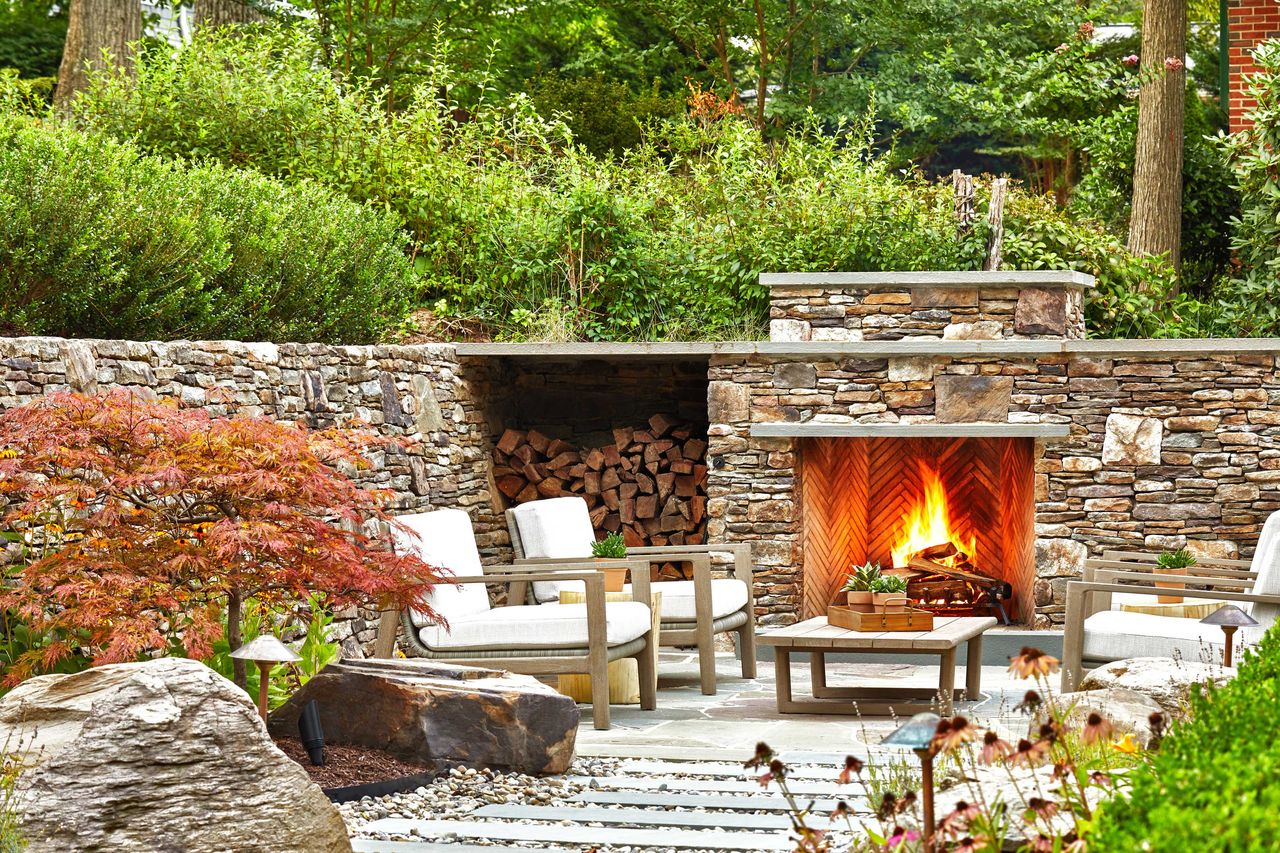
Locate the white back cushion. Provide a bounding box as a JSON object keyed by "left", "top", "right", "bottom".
{"left": 1246, "top": 509, "right": 1280, "bottom": 631}
{"left": 394, "top": 509, "right": 490, "bottom": 625}
{"left": 510, "top": 497, "right": 597, "bottom": 602}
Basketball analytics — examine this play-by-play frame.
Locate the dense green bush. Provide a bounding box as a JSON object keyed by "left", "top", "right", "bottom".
{"left": 526, "top": 74, "right": 684, "bottom": 156}
{"left": 66, "top": 25, "right": 1203, "bottom": 342}
{"left": 1090, "top": 623, "right": 1280, "bottom": 850}
{"left": 0, "top": 116, "right": 413, "bottom": 342}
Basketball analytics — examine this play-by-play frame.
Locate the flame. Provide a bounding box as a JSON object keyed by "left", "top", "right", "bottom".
{"left": 890, "top": 460, "right": 976, "bottom": 569}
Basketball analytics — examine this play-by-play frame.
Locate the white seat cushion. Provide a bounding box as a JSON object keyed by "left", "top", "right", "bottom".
{"left": 1245, "top": 509, "right": 1280, "bottom": 627}
{"left": 621, "top": 579, "right": 749, "bottom": 623}
{"left": 417, "top": 602, "right": 651, "bottom": 651}
{"left": 1082, "top": 610, "right": 1245, "bottom": 664}
{"left": 393, "top": 509, "right": 491, "bottom": 627}
{"left": 509, "top": 497, "right": 598, "bottom": 602}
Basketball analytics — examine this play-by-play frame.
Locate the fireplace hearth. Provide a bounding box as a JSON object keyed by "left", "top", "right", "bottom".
{"left": 799, "top": 436, "right": 1036, "bottom": 623}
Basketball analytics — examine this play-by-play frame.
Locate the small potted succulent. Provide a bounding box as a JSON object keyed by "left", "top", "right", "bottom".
{"left": 869, "top": 574, "right": 910, "bottom": 611}
{"left": 1154, "top": 548, "right": 1196, "bottom": 604}
{"left": 841, "top": 561, "right": 882, "bottom": 606}
{"left": 590, "top": 532, "right": 629, "bottom": 592}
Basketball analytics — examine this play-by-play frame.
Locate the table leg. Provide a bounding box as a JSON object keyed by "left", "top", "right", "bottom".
{"left": 774, "top": 648, "right": 793, "bottom": 713}
{"left": 938, "top": 648, "right": 956, "bottom": 716}
{"left": 965, "top": 635, "right": 983, "bottom": 701}
{"left": 810, "top": 651, "right": 830, "bottom": 697}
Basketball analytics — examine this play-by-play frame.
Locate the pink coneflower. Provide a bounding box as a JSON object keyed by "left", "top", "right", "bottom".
{"left": 979, "top": 730, "right": 1014, "bottom": 765}
{"left": 939, "top": 801, "right": 981, "bottom": 837}
{"left": 838, "top": 755, "right": 864, "bottom": 785}
{"left": 1027, "top": 797, "right": 1060, "bottom": 821}
{"left": 1016, "top": 689, "right": 1043, "bottom": 714}
{"left": 757, "top": 758, "right": 785, "bottom": 787}
{"left": 933, "top": 716, "right": 976, "bottom": 754}
{"left": 1009, "top": 647, "right": 1060, "bottom": 679}
{"left": 1082, "top": 711, "right": 1114, "bottom": 745}
{"left": 1008, "top": 738, "right": 1051, "bottom": 768}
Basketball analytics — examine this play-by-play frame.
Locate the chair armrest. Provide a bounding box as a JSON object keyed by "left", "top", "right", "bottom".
{"left": 1092, "top": 567, "right": 1257, "bottom": 589}
{"left": 1087, "top": 559, "right": 1258, "bottom": 581}
{"left": 624, "top": 543, "right": 756, "bottom": 588}
{"left": 1066, "top": 579, "right": 1280, "bottom": 607}
{"left": 1100, "top": 550, "right": 1253, "bottom": 569}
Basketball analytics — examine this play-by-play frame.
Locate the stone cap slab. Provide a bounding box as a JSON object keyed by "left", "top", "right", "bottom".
{"left": 759, "top": 270, "right": 1095, "bottom": 288}
{"left": 749, "top": 423, "right": 1071, "bottom": 439}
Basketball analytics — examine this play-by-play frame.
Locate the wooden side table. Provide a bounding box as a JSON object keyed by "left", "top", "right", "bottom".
{"left": 759, "top": 615, "right": 996, "bottom": 716}
{"left": 556, "top": 590, "right": 661, "bottom": 705}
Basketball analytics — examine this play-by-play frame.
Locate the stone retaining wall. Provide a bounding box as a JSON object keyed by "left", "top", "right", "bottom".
{"left": 0, "top": 336, "right": 500, "bottom": 655}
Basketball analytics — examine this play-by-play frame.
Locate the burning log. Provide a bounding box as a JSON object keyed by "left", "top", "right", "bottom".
{"left": 491, "top": 414, "right": 709, "bottom": 578}
{"left": 903, "top": 556, "right": 1013, "bottom": 624}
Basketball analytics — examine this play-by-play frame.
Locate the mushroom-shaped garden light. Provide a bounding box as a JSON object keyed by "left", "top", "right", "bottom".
{"left": 230, "top": 635, "right": 302, "bottom": 721}
{"left": 1200, "top": 605, "right": 1259, "bottom": 668}
{"left": 882, "top": 712, "right": 942, "bottom": 851}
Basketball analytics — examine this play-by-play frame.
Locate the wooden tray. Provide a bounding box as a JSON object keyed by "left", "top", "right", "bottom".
{"left": 827, "top": 604, "right": 935, "bottom": 632}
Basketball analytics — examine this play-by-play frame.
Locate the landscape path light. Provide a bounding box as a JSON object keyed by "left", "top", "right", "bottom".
{"left": 230, "top": 634, "right": 301, "bottom": 721}
{"left": 1200, "top": 605, "right": 1259, "bottom": 668}
{"left": 881, "top": 711, "right": 941, "bottom": 853}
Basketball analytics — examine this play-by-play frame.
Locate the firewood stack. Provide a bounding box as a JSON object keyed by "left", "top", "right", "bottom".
{"left": 491, "top": 414, "right": 709, "bottom": 580}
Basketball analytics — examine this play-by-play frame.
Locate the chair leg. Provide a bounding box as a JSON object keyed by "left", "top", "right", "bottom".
{"left": 637, "top": 634, "right": 657, "bottom": 711}
{"left": 589, "top": 655, "right": 611, "bottom": 730}
{"left": 697, "top": 635, "right": 717, "bottom": 696}
{"left": 738, "top": 615, "right": 757, "bottom": 679}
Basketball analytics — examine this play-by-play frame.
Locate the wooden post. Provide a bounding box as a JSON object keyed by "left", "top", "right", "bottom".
{"left": 1222, "top": 625, "right": 1237, "bottom": 668}
{"left": 917, "top": 748, "right": 936, "bottom": 853}
{"left": 256, "top": 661, "right": 272, "bottom": 721}
{"left": 983, "top": 177, "right": 1008, "bottom": 271}
{"left": 952, "top": 170, "right": 975, "bottom": 237}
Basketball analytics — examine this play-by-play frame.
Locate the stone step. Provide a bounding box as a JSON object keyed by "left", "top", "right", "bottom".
{"left": 618, "top": 759, "right": 847, "bottom": 780}
{"left": 474, "top": 803, "right": 831, "bottom": 830}
{"left": 576, "top": 744, "right": 855, "bottom": 765}
{"left": 565, "top": 775, "right": 848, "bottom": 796}
{"left": 361, "top": 818, "right": 795, "bottom": 850}
{"left": 353, "top": 843, "right": 536, "bottom": 853}
{"left": 571, "top": 790, "right": 854, "bottom": 814}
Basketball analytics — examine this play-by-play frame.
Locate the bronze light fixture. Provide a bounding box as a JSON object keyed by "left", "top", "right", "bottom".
{"left": 882, "top": 712, "right": 942, "bottom": 852}
{"left": 1200, "top": 605, "right": 1259, "bottom": 668}
{"left": 230, "top": 635, "right": 302, "bottom": 721}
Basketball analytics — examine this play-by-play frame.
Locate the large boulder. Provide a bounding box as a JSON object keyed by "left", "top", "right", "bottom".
{"left": 0, "top": 657, "right": 350, "bottom": 853}
{"left": 1079, "top": 657, "right": 1235, "bottom": 718}
{"left": 268, "top": 659, "right": 579, "bottom": 775}
{"left": 1037, "top": 688, "right": 1167, "bottom": 746}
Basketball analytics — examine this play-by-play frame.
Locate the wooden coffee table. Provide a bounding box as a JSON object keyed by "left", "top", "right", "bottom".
{"left": 759, "top": 615, "right": 997, "bottom": 716}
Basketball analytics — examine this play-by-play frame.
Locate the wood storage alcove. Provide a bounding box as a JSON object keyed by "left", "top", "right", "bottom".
{"left": 799, "top": 436, "right": 1037, "bottom": 623}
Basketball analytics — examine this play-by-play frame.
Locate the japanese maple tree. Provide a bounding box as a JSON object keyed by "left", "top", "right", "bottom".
{"left": 0, "top": 390, "right": 444, "bottom": 686}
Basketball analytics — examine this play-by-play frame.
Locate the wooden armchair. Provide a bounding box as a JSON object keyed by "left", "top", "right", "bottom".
{"left": 373, "top": 508, "right": 656, "bottom": 730}
{"left": 1062, "top": 519, "right": 1280, "bottom": 692}
{"left": 505, "top": 496, "right": 756, "bottom": 695}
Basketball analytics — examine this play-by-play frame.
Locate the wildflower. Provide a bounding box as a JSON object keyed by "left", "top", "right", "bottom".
{"left": 1112, "top": 733, "right": 1141, "bottom": 754}
{"left": 1076, "top": 21, "right": 1095, "bottom": 40}
{"left": 1037, "top": 720, "right": 1063, "bottom": 745}
{"left": 952, "top": 838, "right": 981, "bottom": 853}
{"left": 795, "top": 826, "right": 828, "bottom": 852}
{"left": 979, "top": 730, "right": 1014, "bottom": 765}
{"left": 1081, "top": 711, "right": 1114, "bottom": 745}
{"left": 1008, "top": 738, "right": 1051, "bottom": 768}
{"left": 1027, "top": 797, "right": 1060, "bottom": 821}
{"left": 877, "top": 793, "right": 897, "bottom": 821}
{"left": 1148, "top": 711, "right": 1166, "bottom": 741}
{"left": 745, "top": 741, "right": 774, "bottom": 770}
{"left": 1089, "top": 770, "right": 1112, "bottom": 787}
{"left": 757, "top": 758, "right": 786, "bottom": 787}
{"left": 1122, "top": 53, "right": 1140, "bottom": 67}
{"left": 939, "top": 801, "right": 980, "bottom": 837}
{"left": 887, "top": 827, "right": 920, "bottom": 847}
{"left": 1009, "top": 647, "right": 1060, "bottom": 679}
{"left": 1016, "top": 690, "right": 1043, "bottom": 714}
{"left": 838, "top": 755, "right": 864, "bottom": 785}
{"left": 1165, "top": 56, "right": 1185, "bottom": 71}
{"left": 932, "top": 716, "right": 975, "bottom": 753}
{"left": 830, "top": 800, "right": 850, "bottom": 820}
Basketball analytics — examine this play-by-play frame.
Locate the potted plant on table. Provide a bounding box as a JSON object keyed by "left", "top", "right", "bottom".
{"left": 841, "top": 561, "right": 882, "bottom": 606}
{"left": 1154, "top": 548, "right": 1196, "bottom": 604}
{"left": 590, "top": 532, "right": 629, "bottom": 592}
{"left": 869, "top": 574, "right": 910, "bottom": 611}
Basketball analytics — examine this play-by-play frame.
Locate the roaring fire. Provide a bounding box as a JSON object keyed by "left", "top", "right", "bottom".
{"left": 890, "top": 460, "right": 976, "bottom": 569}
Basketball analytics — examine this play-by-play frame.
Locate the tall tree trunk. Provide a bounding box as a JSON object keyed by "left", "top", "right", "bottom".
{"left": 227, "top": 588, "right": 247, "bottom": 689}
{"left": 195, "top": 0, "right": 265, "bottom": 28}
{"left": 53, "top": 0, "right": 140, "bottom": 116}
{"left": 1128, "top": 0, "right": 1186, "bottom": 270}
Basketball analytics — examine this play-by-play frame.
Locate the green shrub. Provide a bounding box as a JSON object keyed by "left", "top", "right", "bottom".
{"left": 0, "top": 115, "right": 413, "bottom": 342}
{"left": 1090, "top": 623, "right": 1280, "bottom": 851}
{"left": 527, "top": 74, "right": 684, "bottom": 156}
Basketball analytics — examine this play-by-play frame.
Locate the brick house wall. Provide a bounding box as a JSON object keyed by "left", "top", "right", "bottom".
{"left": 1228, "top": 0, "right": 1280, "bottom": 129}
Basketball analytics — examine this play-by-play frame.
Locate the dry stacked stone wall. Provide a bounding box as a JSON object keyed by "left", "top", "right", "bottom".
{"left": 0, "top": 336, "right": 500, "bottom": 655}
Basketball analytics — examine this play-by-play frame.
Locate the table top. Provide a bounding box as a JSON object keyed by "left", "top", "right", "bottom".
{"left": 758, "top": 615, "right": 998, "bottom": 651}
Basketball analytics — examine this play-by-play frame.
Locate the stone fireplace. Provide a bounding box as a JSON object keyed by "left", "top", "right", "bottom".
{"left": 798, "top": 435, "right": 1036, "bottom": 623}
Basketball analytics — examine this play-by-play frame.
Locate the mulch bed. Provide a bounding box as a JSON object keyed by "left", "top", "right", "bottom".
{"left": 275, "top": 736, "right": 435, "bottom": 790}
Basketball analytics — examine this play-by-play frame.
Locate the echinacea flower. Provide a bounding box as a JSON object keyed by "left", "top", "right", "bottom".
{"left": 745, "top": 741, "right": 774, "bottom": 770}
{"left": 932, "top": 716, "right": 976, "bottom": 753}
{"left": 838, "top": 755, "right": 864, "bottom": 784}
{"left": 1016, "top": 690, "right": 1043, "bottom": 714}
{"left": 979, "top": 730, "right": 1014, "bottom": 765}
{"left": 1009, "top": 648, "right": 1060, "bottom": 679}
{"left": 1081, "top": 711, "right": 1114, "bottom": 745}
{"left": 939, "top": 800, "right": 981, "bottom": 837}
{"left": 887, "top": 827, "right": 921, "bottom": 847}
{"left": 1148, "top": 711, "right": 1166, "bottom": 740}
{"left": 1112, "top": 733, "right": 1141, "bottom": 754}
{"left": 878, "top": 793, "right": 898, "bottom": 821}
{"left": 1026, "top": 797, "right": 1060, "bottom": 821}
{"left": 830, "top": 800, "right": 851, "bottom": 820}
{"left": 757, "top": 758, "right": 786, "bottom": 787}
{"left": 1008, "top": 738, "right": 1051, "bottom": 767}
